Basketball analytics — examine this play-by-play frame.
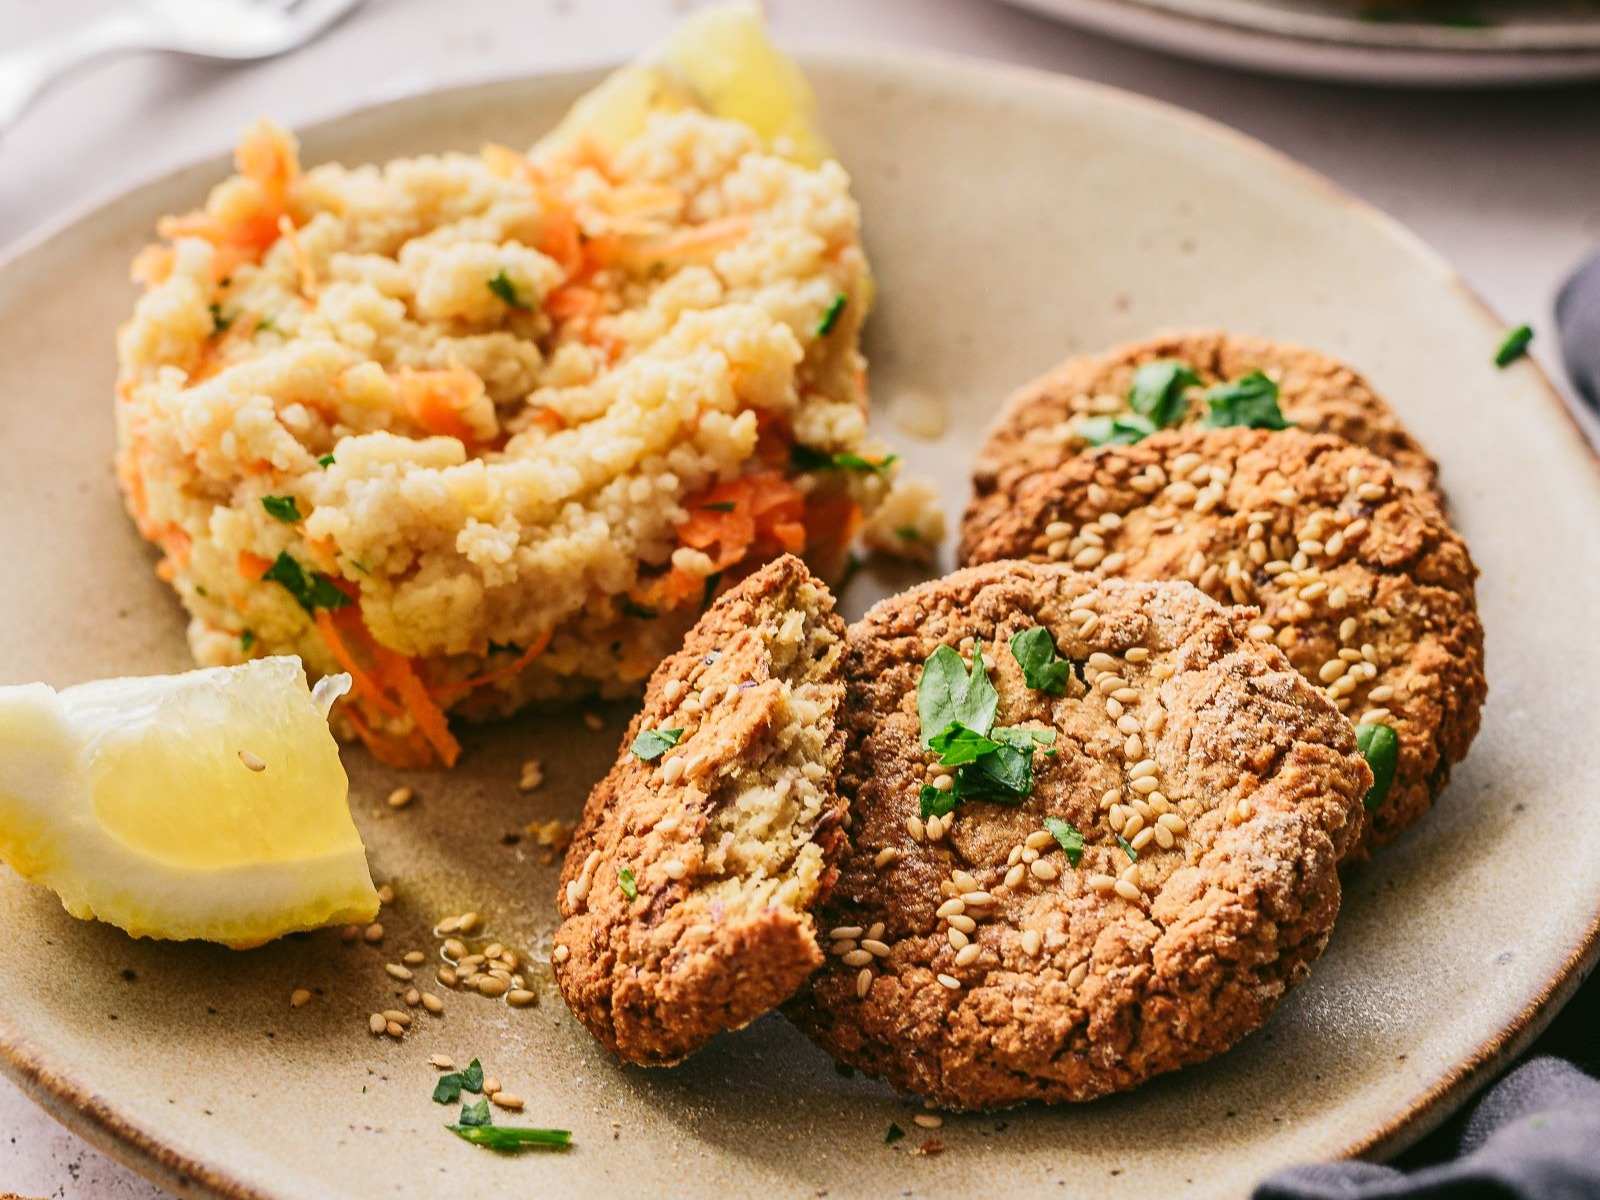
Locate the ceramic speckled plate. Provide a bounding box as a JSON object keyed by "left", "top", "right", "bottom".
{"left": 993, "top": 0, "right": 1600, "bottom": 84}
{"left": 1, "top": 51, "right": 1597, "bottom": 1200}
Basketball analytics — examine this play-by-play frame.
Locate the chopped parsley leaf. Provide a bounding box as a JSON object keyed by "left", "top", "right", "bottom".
{"left": 208, "top": 303, "right": 235, "bottom": 338}
{"left": 1079, "top": 413, "right": 1156, "bottom": 447}
{"left": 318, "top": 453, "right": 335, "bottom": 468}
{"left": 261, "top": 495, "right": 302, "bottom": 523}
{"left": 701, "top": 501, "right": 737, "bottom": 512}
{"left": 1494, "top": 324, "right": 1533, "bottom": 368}
{"left": 457, "top": 1098, "right": 492, "bottom": 1127}
{"left": 487, "top": 640, "right": 524, "bottom": 656}
{"left": 618, "top": 867, "right": 637, "bottom": 900}
{"left": 240, "top": 629, "right": 256, "bottom": 652}
{"left": 194, "top": 585, "right": 208, "bottom": 597}
{"left": 701, "top": 571, "right": 724, "bottom": 612}
{"left": 487, "top": 271, "right": 530, "bottom": 311}
{"left": 620, "top": 599, "right": 659, "bottom": 620}
{"left": 1127, "top": 359, "right": 1201, "bottom": 429}
{"left": 886, "top": 1122, "right": 907, "bottom": 1144}
{"left": 445, "top": 1125, "right": 572, "bottom": 1151}
{"left": 919, "top": 785, "right": 959, "bottom": 820}
{"left": 432, "top": 1058, "right": 485, "bottom": 1104}
{"left": 894, "top": 525, "right": 922, "bottom": 542}
{"left": 1201, "top": 371, "right": 1292, "bottom": 430}
{"left": 1043, "top": 817, "right": 1084, "bottom": 866}
{"left": 1355, "top": 722, "right": 1399, "bottom": 813}
{"left": 630, "top": 728, "right": 684, "bottom": 762}
{"left": 1116, "top": 833, "right": 1138, "bottom": 864}
{"left": 790, "top": 445, "right": 898, "bottom": 475}
{"left": 255, "top": 316, "right": 279, "bottom": 335}
{"left": 262, "top": 552, "right": 350, "bottom": 613}
{"left": 918, "top": 644, "right": 999, "bottom": 748}
{"left": 1009, "top": 626, "right": 1082, "bottom": 695}
{"left": 816, "top": 293, "right": 847, "bottom": 337}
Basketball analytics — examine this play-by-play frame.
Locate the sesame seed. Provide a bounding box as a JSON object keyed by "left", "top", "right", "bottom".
{"left": 376, "top": 883, "right": 395, "bottom": 906}
{"left": 830, "top": 925, "right": 865, "bottom": 940}
{"left": 237, "top": 749, "right": 266, "bottom": 772}
{"left": 1021, "top": 929, "right": 1043, "bottom": 956}
{"left": 385, "top": 963, "right": 413, "bottom": 982}
{"left": 368, "top": 1013, "right": 386, "bottom": 1036}
{"left": 341, "top": 925, "right": 360, "bottom": 944}
{"left": 1360, "top": 709, "right": 1392, "bottom": 724}
{"left": 947, "top": 914, "right": 977, "bottom": 934}
{"left": 936, "top": 974, "right": 961, "bottom": 990}
{"left": 428, "top": 1054, "right": 455, "bottom": 1070}
{"left": 1123, "top": 734, "right": 1143, "bottom": 759}
{"left": 874, "top": 847, "right": 899, "bottom": 869}
{"left": 1319, "top": 659, "right": 1347, "bottom": 683}
{"left": 421, "top": 993, "right": 444, "bottom": 1014}
{"left": 1299, "top": 581, "right": 1328, "bottom": 601}
{"left": 1356, "top": 482, "right": 1387, "bottom": 502}
{"left": 386, "top": 786, "right": 414, "bottom": 809}
{"left": 442, "top": 937, "right": 466, "bottom": 960}
{"left": 1004, "top": 863, "right": 1026, "bottom": 889}
{"left": 385, "top": 1021, "right": 405, "bottom": 1039}
{"left": 951, "top": 870, "right": 979, "bottom": 893}
{"left": 437, "top": 966, "right": 458, "bottom": 987}
{"left": 364, "top": 922, "right": 384, "bottom": 943}
{"left": 1130, "top": 776, "right": 1160, "bottom": 794}
{"left": 507, "top": 989, "right": 537, "bottom": 1007}
{"left": 1114, "top": 880, "right": 1143, "bottom": 903}
{"left": 491, "top": 1092, "right": 525, "bottom": 1111}
{"left": 1087, "top": 874, "right": 1116, "bottom": 895}
{"left": 382, "top": 1009, "right": 412, "bottom": 1027}
{"left": 662, "top": 859, "right": 687, "bottom": 880}
{"left": 1105, "top": 697, "right": 1125, "bottom": 720}
{"left": 1029, "top": 859, "right": 1059, "bottom": 882}
{"left": 552, "top": 944, "right": 570, "bottom": 963}
{"left": 1021, "top": 847, "right": 1039, "bottom": 864}
{"left": 290, "top": 989, "right": 311, "bottom": 1009}
{"left": 1024, "top": 830, "right": 1054, "bottom": 851}
{"left": 907, "top": 816, "right": 925, "bottom": 842}
{"left": 842, "top": 949, "right": 874, "bottom": 967}
{"left": 1159, "top": 813, "right": 1187, "bottom": 834}
{"left": 861, "top": 939, "right": 891, "bottom": 957}
{"left": 856, "top": 968, "right": 873, "bottom": 998}
{"left": 1276, "top": 487, "right": 1299, "bottom": 505}
{"left": 1153, "top": 825, "right": 1175, "bottom": 849}
{"left": 659, "top": 755, "right": 685, "bottom": 785}
{"left": 1130, "top": 827, "right": 1156, "bottom": 851}
{"left": 477, "top": 975, "right": 510, "bottom": 997}
{"left": 1368, "top": 685, "right": 1395, "bottom": 702}
{"left": 483, "top": 1077, "right": 501, "bottom": 1096}
{"left": 1339, "top": 617, "right": 1359, "bottom": 643}
{"left": 954, "top": 943, "right": 981, "bottom": 968}
{"left": 404, "top": 988, "right": 421, "bottom": 1006}
{"left": 583, "top": 712, "right": 604, "bottom": 731}
{"left": 935, "top": 899, "right": 965, "bottom": 919}
{"left": 1067, "top": 961, "right": 1090, "bottom": 988}
{"left": 1144, "top": 709, "right": 1167, "bottom": 734}
{"left": 947, "top": 928, "right": 969, "bottom": 950}
{"left": 403, "top": 950, "right": 426, "bottom": 965}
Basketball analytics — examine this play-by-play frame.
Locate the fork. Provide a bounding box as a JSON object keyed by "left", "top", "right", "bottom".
{"left": 0, "top": 0, "right": 366, "bottom": 137}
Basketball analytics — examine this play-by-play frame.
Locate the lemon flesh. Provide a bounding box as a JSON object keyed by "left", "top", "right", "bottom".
{"left": 536, "top": 0, "right": 833, "bottom": 167}
{"left": 0, "top": 657, "right": 377, "bottom": 948}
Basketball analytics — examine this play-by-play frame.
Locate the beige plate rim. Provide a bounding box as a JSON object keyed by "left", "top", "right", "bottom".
{"left": 0, "top": 47, "right": 1596, "bottom": 1199}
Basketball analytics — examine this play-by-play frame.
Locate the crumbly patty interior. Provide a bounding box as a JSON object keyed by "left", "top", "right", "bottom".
{"left": 962, "top": 429, "right": 1484, "bottom": 856}
{"left": 552, "top": 556, "right": 848, "bottom": 1065}
{"left": 698, "top": 606, "right": 840, "bottom": 914}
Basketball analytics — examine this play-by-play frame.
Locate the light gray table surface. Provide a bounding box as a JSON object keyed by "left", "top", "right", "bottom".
{"left": 1, "top": 0, "right": 1597, "bottom": 1195}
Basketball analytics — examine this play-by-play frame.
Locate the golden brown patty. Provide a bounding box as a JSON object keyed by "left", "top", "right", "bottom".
{"left": 963, "top": 330, "right": 1440, "bottom": 560}
{"left": 553, "top": 555, "right": 848, "bottom": 1065}
{"left": 962, "top": 428, "right": 1485, "bottom": 857}
{"left": 786, "top": 561, "right": 1369, "bottom": 1109}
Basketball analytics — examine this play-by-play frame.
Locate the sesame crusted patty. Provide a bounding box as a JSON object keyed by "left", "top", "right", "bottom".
{"left": 553, "top": 555, "right": 847, "bottom": 1066}
{"left": 961, "top": 428, "right": 1485, "bottom": 858}
{"left": 785, "top": 561, "right": 1369, "bottom": 1109}
{"left": 963, "top": 330, "right": 1440, "bottom": 561}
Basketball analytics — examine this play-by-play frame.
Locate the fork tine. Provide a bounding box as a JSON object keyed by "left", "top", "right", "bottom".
{"left": 284, "top": 0, "right": 367, "bottom": 32}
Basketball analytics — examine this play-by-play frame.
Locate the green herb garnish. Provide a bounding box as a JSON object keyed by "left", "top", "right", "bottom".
{"left": 318, "top": 453, "right": 335, "bottom": 468}
{"left": 1494, "top": 324, "right": 1533, "bottom": 368}
{"left": 1116, "top": 834, "right": 1138, "bottom": 863}
{"left": 790, "top": 445, "right": 899, "bottom": 475}
{"left": 208, "top": 303, "right": 235, "bottom": 338}
{"left": 487, "top": 271, "right": 530, "bottom": 311}
{"left": 262, "top": 552, "right": 350, "bottom": 613}
{"left": 918, "top": 645, "right": 999, "bottom": 749}
{"left": 432, "top": 1058, "right": 485, "bottom": 1104}
{"left": 1201, "top": 371, "right": 1292, "bottom": 430}
{"left": 701, "top": 501, "right": 737, "bottom": 512}
{"left": 445, "top": 1125, "right": 572, "bottom": 1152}
{"left": 240, "top": 629, "right": 256, "bottom": 652}
{"left": 1043, "top": 817, "right": 1084, "bottom": 867}
{"left": 1009, "top": 627, "right": 1082, "bottom": 696}
{"left": 619, "top": 599, "right": 659, "bottom": 620}
{"left": 630, "top": 728, "right": 684, "bottom": 762}
{"left": 261, "top": 495, "right": 302, "bottom": 523}
{"left": 1355, "top": 722, "right": 1399, "bottom": 813}
{"left": 618, "top": 867, "right": 638, "bottom": 899}
{"left": 886, "top": 1123, "right": 906, "bottom": 1144}
{"left": 1079, "top": 413, "right": 1157, "bottom": 447}
{"left": 457, "top": 1098, "right": 492, "bottom": 1127}
{"left": 1127, "top": 359, "right": 1201, "bottom": 429}
{"left": 894, "top": 525, "right": 922, "bottom": 542}
{"left": 816, "top": 293, "right": 847, "bottom": 337}
{"left": 701, "top": 571, "right": 724, "bottom": 612}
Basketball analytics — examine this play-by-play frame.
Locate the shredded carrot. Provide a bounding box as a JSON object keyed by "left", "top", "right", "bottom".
{"left": 277, "top": 215, "right": 318, "bottom": 298}
{"left": 528, "top": 405, "right": 566, "bottom": 433}
{"left": 545, "top": 285, "right": 604, "bottom": 323}
{"left": 237, "top": 550, "right": 274, "bottom": 580}
{"left": 130, "top": 244, "right": 176, "bottom": 289}
{"left": 620, "top": 215, "right": 751, "bottom": 267}
{"left": 395, "top": 368, "right": 487, "bottom": 445}
{"left": 155, "top": 123, "right": 300, "bottom": 279}
{"left": 429, "top": 631, "right": 553, "bottom": 705}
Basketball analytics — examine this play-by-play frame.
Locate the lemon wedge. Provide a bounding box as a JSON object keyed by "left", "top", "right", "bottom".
{"left": 0, "top": 657, "right": 377, "bottom": 948}
{"left": 536, "top": 0, "right": 833, "bottom": 167}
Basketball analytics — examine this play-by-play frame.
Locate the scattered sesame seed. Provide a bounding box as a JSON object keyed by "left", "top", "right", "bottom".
{"left": 363, "top": 922, "right": 384, "bottom": 943}
{"left": 507, "top": 988, "right": 537, "bottom": 1007}
{"left": 376, "top": 883, "right": 395, "bottom": 906}
{"left": 936, "top": 974, "right": 961, "bottom": 990}
{"left": 552, "top": 944, "right": 570, "bottom": 963}
{"left": 914, "top": 1113, "right": 944, "bottom": 1129}
{"left": 385, "top": 1021, "right": 405, "bottom": 1039}
{"left": 367, "top": 1013, "right": 386, "bottom": 1036}
{"left": 873, "top": 847, "right": 899, "bottom": 869}
{"left": 237, "top": 750, "right": 266, "bottom": 772}
{"left": 518, "top": 759, "right": 545, "bottom": 792}
{"left": 428, "top": 1054, "right": 455, "bottom": 1070}
{"left": 289, "top": 988, "right": 311, "bottom": 1009}
{"left": 583, "top": 712, "right": 604, "bottom": 731}
{"left": 490, "top": 1091, "right": 525, "bottom": 1111}
{"left": 403, "top": 950, "right": 426, "bottom": 965}
{"left": 404, "top": 988, "right": 421, "bottom": 1006}
{"left": 856, "top": 968, "right": 873, "bottom": 998}
{"left": 386, "top": 786, "right": 414, "bottom": 809}
{"left": 421, "top": 993, "right": 445, "bottom": 1014}
{"left": 385, "top": 963, "right": 414, "bottom": 982}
